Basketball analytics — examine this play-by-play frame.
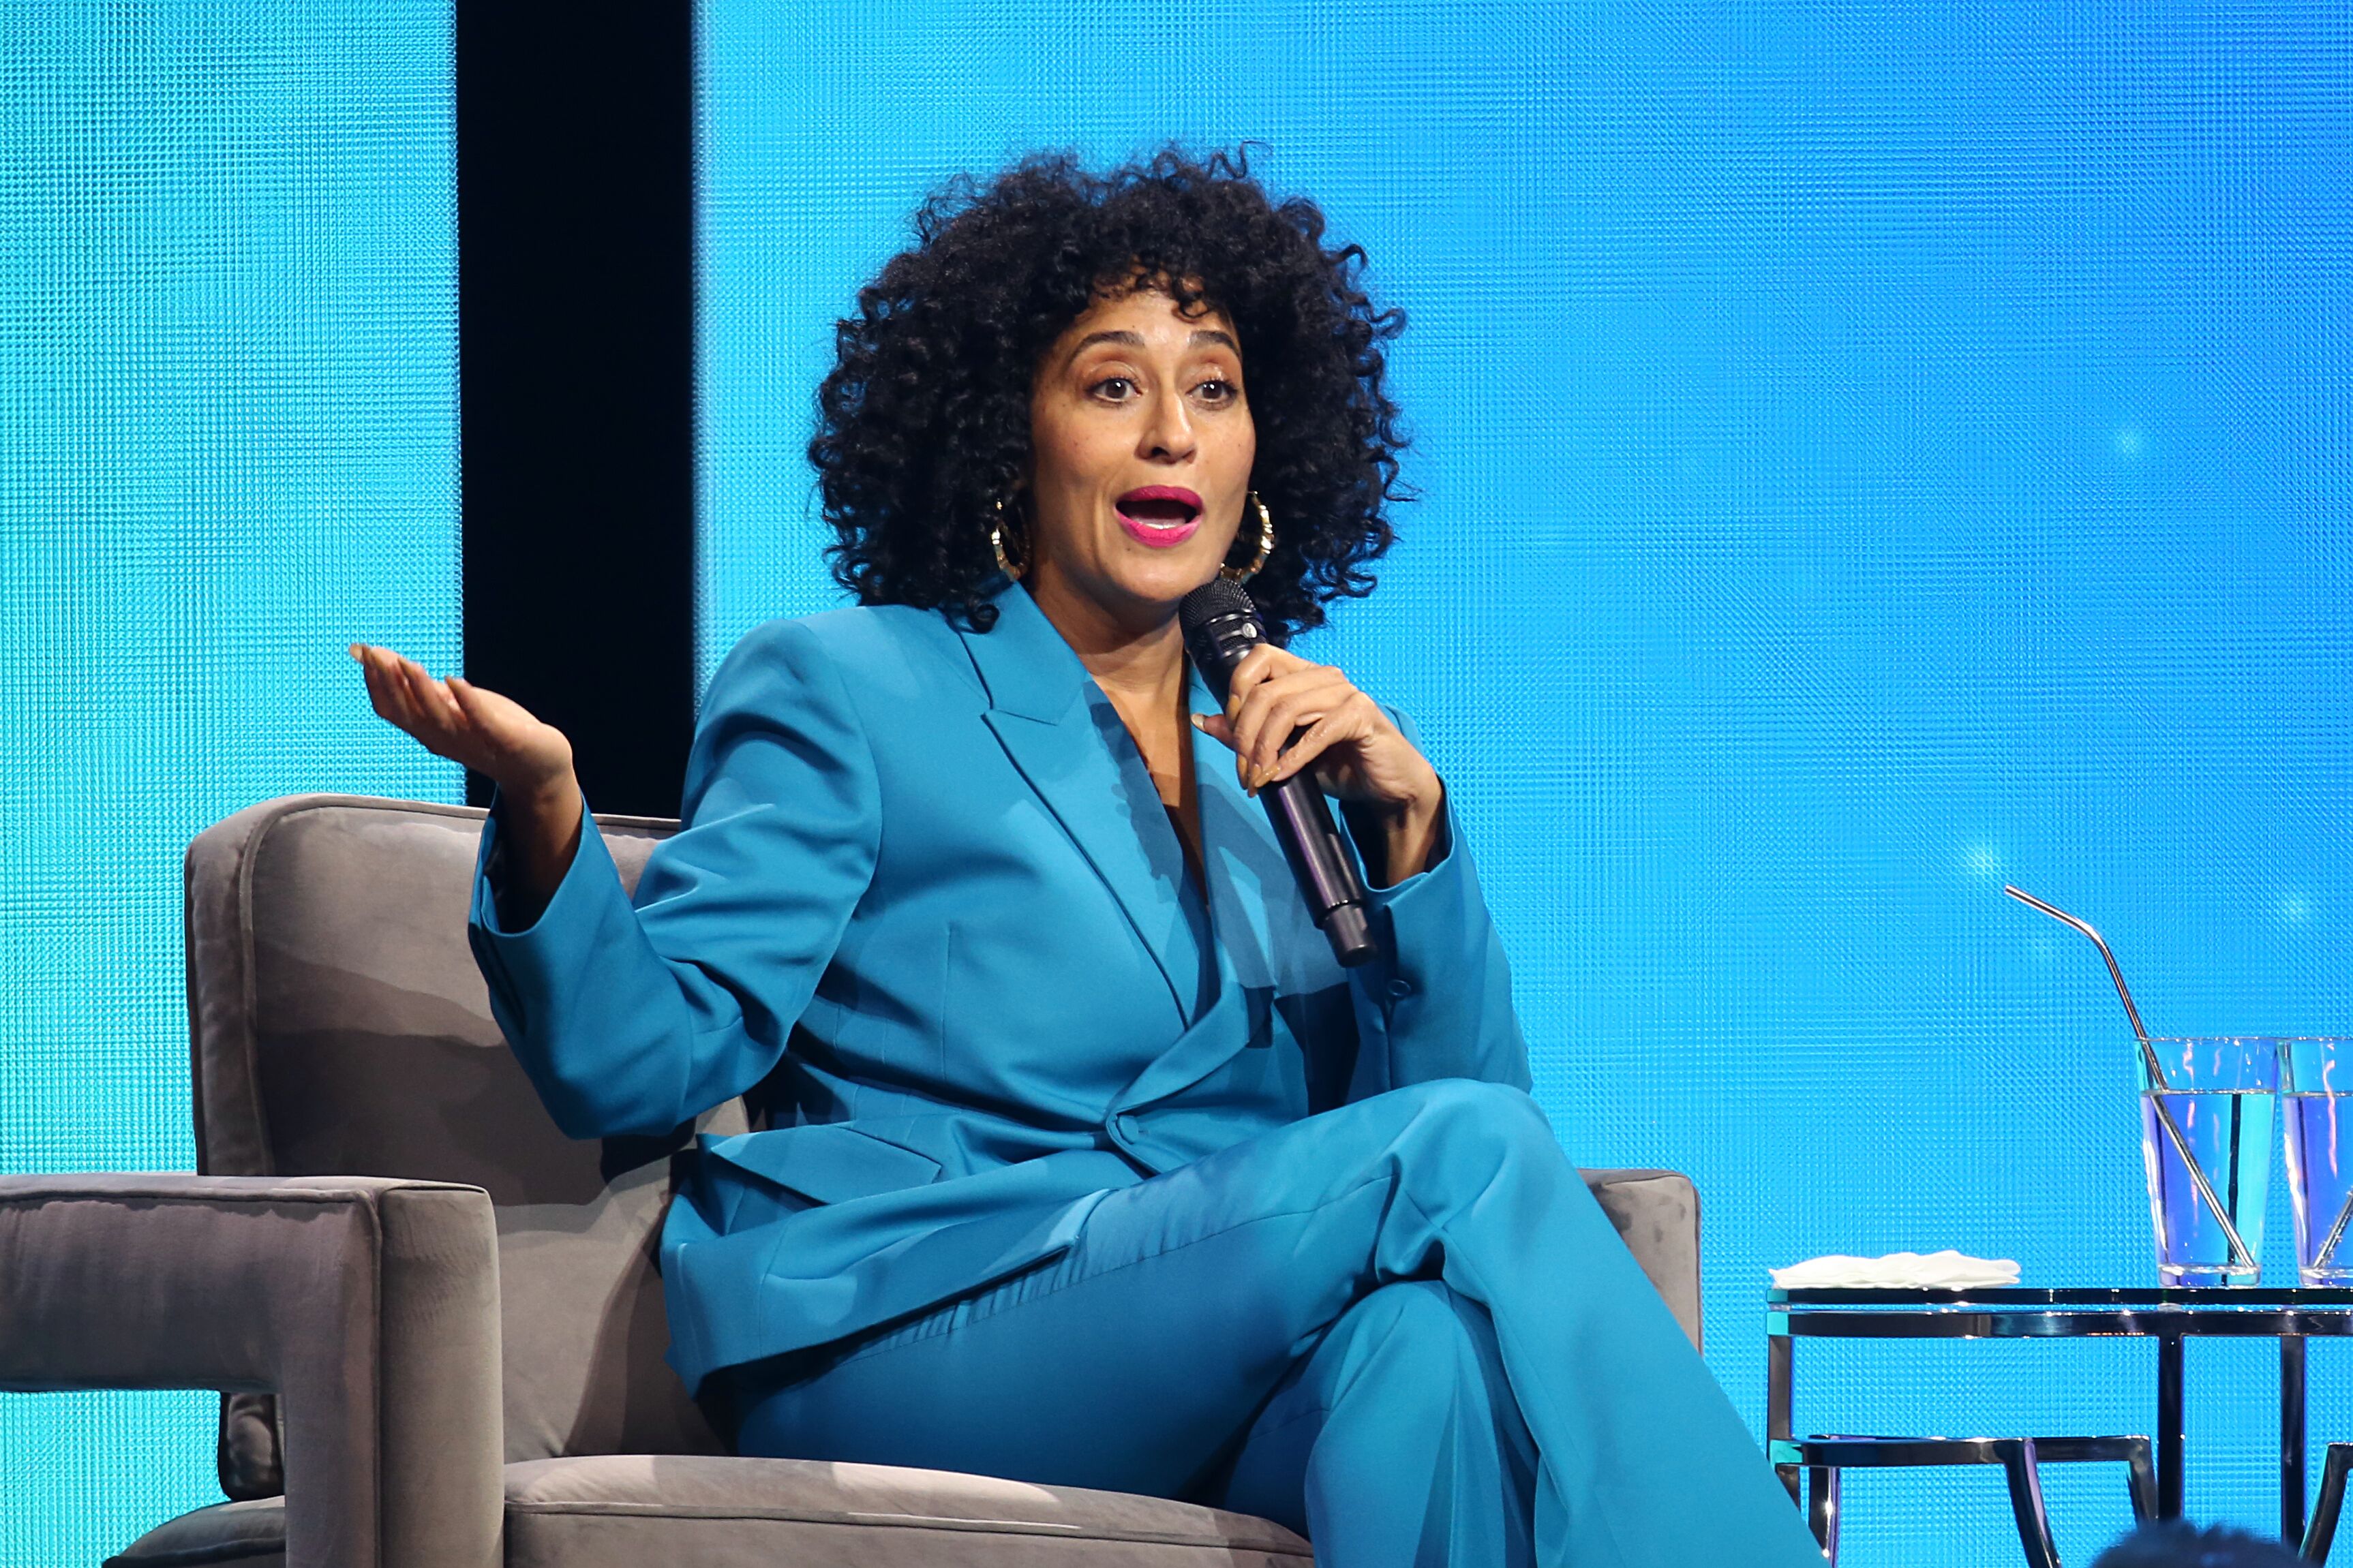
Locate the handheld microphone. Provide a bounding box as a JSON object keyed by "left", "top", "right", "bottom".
{"left": 1179, "top": 579, "right": 1380, "bottom": 968}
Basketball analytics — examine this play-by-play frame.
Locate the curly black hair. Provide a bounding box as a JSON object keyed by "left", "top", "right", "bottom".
{"left": 2090, "top": 1522, "right": 2303, "bottom": 1568}
{"left": 810, "top": 148, "right": 1408, "bottom": 641}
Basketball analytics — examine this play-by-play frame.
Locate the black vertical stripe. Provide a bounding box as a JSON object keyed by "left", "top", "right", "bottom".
{"left": 457, "top": 0, "right": 695, "bottom": 818}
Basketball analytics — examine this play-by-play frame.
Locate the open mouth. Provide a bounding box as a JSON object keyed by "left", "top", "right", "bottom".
{"left": 1116, "top": 487, "right": 1203, "bottom": 547}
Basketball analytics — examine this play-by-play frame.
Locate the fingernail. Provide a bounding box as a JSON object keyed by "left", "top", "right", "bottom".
{"left": 1189, "top": 714, "right": 1206, "bottom": 730}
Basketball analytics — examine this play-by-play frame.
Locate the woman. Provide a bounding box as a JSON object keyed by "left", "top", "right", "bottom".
{"left": 356, "top": 151, "right": 1819, "bottom": 1567}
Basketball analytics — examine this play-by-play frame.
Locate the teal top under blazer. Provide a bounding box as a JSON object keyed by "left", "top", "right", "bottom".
{"left": 467, "top": 582, "right": 1530, "bottom": 1395}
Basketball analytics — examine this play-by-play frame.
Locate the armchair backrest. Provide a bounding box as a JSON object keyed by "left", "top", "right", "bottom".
{"left": 183, "top": 795, "right": 733, "bottom": 1473}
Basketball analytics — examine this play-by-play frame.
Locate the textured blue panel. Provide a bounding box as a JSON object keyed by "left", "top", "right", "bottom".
{"left": 699, "top": 1, "right": 2351, "bottom": 1558}
{"left": 0, "top": 1, "right": 457, "bottom": 1561}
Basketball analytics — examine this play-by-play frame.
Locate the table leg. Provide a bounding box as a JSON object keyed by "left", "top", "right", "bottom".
{"left": 2159, "top": 1332, "right": 2185, "bottom": 1519}
{"left": 1770, "top": 1328, "right": 1800, "bottom": 1506}
{"left": 1808, "top": 1465, "right": 1841, "bottom": 1562}
{"left": 1997, "top": 1439, "right": 2062, "bottom": 1568}
{"left": 2283, "top": 1334, "right": 2308, "bottom": 1550}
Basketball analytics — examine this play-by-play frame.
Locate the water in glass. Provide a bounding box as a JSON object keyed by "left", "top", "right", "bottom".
{"left": 2140, "top": 1037, "right": 2276, "bottom": 1285}
{"left": 2281, "top": 1038, "right": 2353, "bottom": 1287}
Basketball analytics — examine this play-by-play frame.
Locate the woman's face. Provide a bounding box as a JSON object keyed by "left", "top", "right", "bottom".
{"left": 1022, "top": 286, "right": 1257, "bottom": 632}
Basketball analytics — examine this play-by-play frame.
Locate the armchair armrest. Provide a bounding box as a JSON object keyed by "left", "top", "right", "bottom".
{"left": 0, "top": 1174, "right": 501, "bottom": 1568}
{"left": 1581, "top": 1168, "right": 1703, "bottom": 1351}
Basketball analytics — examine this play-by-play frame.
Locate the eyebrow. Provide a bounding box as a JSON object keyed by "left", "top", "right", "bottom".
{"left": 1068, "top": 328, "right": 1241, "bottom": 356}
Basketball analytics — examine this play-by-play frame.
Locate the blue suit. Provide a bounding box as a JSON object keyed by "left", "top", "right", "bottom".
{"left": 469, "top": 583, "right": 1821, "bottom": 1567}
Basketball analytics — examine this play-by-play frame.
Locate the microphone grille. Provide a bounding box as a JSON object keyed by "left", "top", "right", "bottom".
{"left": 1178, "top": 577, "right": 1258, "bottom": 644}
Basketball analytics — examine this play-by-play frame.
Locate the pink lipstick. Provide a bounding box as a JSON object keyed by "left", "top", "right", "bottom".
{"left": 1115, "top": 486, "right": 1202, "bottom": 549}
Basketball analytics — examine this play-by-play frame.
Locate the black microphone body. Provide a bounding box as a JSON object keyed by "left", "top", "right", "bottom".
{"left": 1179, "top": 580, "right": 1380, "bottom": 968}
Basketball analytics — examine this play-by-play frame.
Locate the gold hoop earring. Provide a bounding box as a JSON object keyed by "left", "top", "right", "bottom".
{"left": 990, "top": 496, "right": 1026, "bottom": 581}
{"left": 1221, "top": 492, "right": 1275, "bottom": 583}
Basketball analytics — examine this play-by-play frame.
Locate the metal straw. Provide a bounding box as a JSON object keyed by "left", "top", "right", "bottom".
{"left": 2005, "top": 885, "right": 2256, "bottom": 1275}
{"left": 2004, "top": 887, "right": 2159, "bottom": 1079}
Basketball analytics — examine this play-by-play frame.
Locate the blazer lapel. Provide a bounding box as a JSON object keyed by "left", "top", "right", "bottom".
{"left": 1111, "top": 969, "right": 1251, "bottom": 1118}
{"left": 1111, "top": 667, "right": 1319, "bottom": 1116}
{"left": 957, "top": 584, "right": 1193, "bottom": 1022}
{"left": 1188, "top": 664, "right": 1349, "bottom": 1002}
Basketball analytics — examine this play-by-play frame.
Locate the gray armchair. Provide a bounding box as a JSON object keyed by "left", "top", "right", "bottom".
{"left": 0, "top": 794, "right": 1705, "bottom": 1567}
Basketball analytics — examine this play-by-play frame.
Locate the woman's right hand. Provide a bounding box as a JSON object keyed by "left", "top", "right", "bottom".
{"left": 351, "top": 644, "right": 582, "bottom": 918}
{"left": 351, "top": 645, "right": 573, "bottom": 791}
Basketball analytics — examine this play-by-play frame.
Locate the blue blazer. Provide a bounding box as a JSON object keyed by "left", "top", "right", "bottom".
{"left": 468, "top": 582, "right": 1529, "bottom": 1394}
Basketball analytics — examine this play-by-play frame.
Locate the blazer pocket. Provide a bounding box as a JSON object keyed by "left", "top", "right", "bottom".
{"left": 700, "top": 1123, "right": 943, "bottom": 1205}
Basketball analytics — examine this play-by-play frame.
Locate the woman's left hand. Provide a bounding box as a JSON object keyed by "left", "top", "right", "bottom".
{"left": 1192, "top": 645, "right": 1446, "bottom": 882}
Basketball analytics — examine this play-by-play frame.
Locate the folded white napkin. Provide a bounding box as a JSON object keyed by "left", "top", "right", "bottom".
{"left": 1769, "top": 1250, "right": 2021, "bottom": 1289}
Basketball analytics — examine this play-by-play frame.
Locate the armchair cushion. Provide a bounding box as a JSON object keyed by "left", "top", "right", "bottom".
{"left": 106, "top": 1498, "right": 286, "bottom": 1568}
{"left": 501, "top": 1455, "right": 1313, "bottom": 1566}
{"left": 109, "top": 1456, "right": 1314, "bottom": 1568}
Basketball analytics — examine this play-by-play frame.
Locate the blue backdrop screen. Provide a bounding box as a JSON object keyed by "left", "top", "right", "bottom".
{"left": 697, "top": 2, "right": 2352, "bottom": 1559}
{"left": 0, "top": 3, "right": 459, "bottom": 1562}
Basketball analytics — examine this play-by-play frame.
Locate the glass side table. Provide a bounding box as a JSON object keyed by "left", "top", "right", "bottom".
{"left": 1769, "top": 1287, "right": 2353, "bottom": 1564}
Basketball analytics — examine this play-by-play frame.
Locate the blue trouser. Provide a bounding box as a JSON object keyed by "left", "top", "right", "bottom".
{"left": 733, "top": 1079, "right": 1822, "bottom": 1567}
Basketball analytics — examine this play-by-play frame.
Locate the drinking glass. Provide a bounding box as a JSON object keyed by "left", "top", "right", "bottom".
{"left": 2140, "top": 1036, "right": 2275, "bottom": 1285}
{"left": 2280, "top": 1037, "right": 2353, "bottom": 1287}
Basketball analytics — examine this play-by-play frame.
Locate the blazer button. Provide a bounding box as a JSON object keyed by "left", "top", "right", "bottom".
{"left": 1387, "top": 978, "right": 1414, "bottom": 1000}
